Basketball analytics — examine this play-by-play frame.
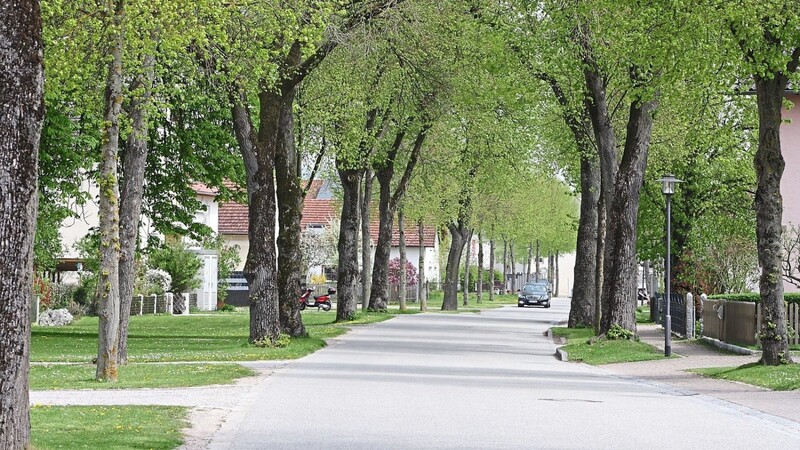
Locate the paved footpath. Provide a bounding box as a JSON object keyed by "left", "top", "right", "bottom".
{"left": 601, "top": 324, "right": 800, "bottom": 424}
{"left": 31, "top": 300, "right": 800, "bottom": 449}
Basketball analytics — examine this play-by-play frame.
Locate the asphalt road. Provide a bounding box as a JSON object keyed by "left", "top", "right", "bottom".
{"left": 209, "top": 298, "right": 800, "bottom": 449}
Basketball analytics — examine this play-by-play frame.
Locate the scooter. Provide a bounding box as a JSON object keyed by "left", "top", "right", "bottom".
{"left": 299, "top": 287, "right": 336, "bottom": 311}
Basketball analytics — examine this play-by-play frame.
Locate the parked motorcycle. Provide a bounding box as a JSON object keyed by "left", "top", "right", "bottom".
{"left": 299, "top": 287, "right": 336, "bottom": 311}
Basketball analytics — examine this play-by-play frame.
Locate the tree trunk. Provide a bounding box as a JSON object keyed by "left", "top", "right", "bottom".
{"left": 488, "top": 237, "right": 495, "bottom": 301}
{"left": 272, "top": 84, "right": 306, "bottom": 338}
{"left": 600, "top": 99, "right": 658, "bottom": 334}
{"left": 0, "top": 0, "right": 42, "bottom": 444}
{"left": 502, "top": 239, "right": 508, "bottom": 292}
{"left": 595, "top": 192, "right": 606, "bottom": 335}
{"left": 509, "top": 244, "right": 516, "bottom": 292}
{"left": 477, "top": 232, "right": 483, "bottom": 303}
{"left": 755, "top": 74, "right": 792, "bottom": 364}
{"left": 231, "top": 91, "right": 280, "bottom": 345}
{"left": 535, "top": 240, "right": 541, "bottom": 282}
{"left": 555, "top": 250, "right": 560, "bottom": 296}
{"left": 462, "top": 229, "right": 472, "bottom": 306}
{"left": 398, "top": 207, "right": 407, "bottom": 311}
{"left": 418, "top": 218, "right": 427, "bottom": 311}
{"left": 569, "top": 153, "right": 600, "bottom": 328}
{"left": 336, "top": 167, "right": 360, "bottom": 322}
{"left": 368, "top": 160, "right": 395, "bottom": 311}
{"left": 118, "top": 49, "right": 155, "bottom": 365}
{"left": 443, "top": 222, "right": 469, "bottom": 310}
{"left": 526, "top": 243, "right": 532, "bottom": 283}
{"left": 368, "top": 128, "right": 429, "bottom": 311}
{"left": 361, "top": 170, "right": 373, "bottom": 311}
{"left": 96, "top": 2, "right": 125, "bottom": 382}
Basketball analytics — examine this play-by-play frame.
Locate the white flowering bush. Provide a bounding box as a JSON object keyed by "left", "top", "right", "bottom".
{"left": 145, "top": 268, "right": 172, "bottom": 294}
{"left": 39, "top": 308, "right": 74, "bottom": 326}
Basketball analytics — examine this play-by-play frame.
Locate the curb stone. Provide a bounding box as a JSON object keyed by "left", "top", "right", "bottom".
{"left": 699, "top": 336, "right": 759, "bottom": 355}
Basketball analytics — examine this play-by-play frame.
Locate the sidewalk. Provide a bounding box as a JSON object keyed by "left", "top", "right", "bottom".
{"left": 599, "top": 324, "right": 800, "bottom": 424}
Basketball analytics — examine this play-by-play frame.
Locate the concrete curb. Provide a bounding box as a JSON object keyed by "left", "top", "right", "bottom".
{"left": 699, "top": 336, "right": 759, "bottom": 355}
{"left": 546, "top": 325, "right": 569, "bottom": 361}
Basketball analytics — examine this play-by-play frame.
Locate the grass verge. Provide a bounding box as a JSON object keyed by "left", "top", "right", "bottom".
{"left": 31, "top": 405, "right": 187, "bottom": 449}
{"left": 551, "top": 327, "right": 665, "bottom": 365}
{"left": 31, "top": 310, "right": 394, "bottom": 363}
{"left": 30, "top": 363, "right": 255, "bottom": 390}
{"left": 636, "top": 306, "right": 651, "bottom": 324}
{"left": 422, "top": 292, "right": 520, "bottom": 310}
{"left": 691, "top": 363, "right": 800, "bottom": 390}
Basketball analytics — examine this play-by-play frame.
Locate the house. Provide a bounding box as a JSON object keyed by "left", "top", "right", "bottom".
{"left": 781, "top": 92, "right": 800, "bottom": 292}
{"left": 57, "top": 181, "right": 220, "bottom": 310}
{"left": 217, "top": 179, "right": 441, "bottom": 303}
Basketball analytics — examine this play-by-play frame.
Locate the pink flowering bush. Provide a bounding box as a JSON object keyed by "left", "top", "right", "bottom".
{"left": 388, "top": 257, "right": 418, "bottom": 286}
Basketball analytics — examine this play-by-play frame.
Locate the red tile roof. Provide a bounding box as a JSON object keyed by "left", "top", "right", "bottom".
{"left": 218, "top": 202, "right": 249, "bottom": 235}
{"left": 369, "top": 220, "right": 436, "bottom": 247}
{"left": 217, "top": 180, "right": 437, "bottom": 247}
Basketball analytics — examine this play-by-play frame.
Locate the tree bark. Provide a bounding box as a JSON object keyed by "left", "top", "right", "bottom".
{"left": 600, "top": 98, "right": 658, "bottom": 334}
{"left": 118, "top": 48, "right": 155, "bottom": 365}
{"left": 462, "top": 229, "right": 472, "bottom": 306}
{"left": 502, "top": 239, "right": 508, "bottom": 292}
{"left": 0, "top": 0, "right": 42, "bottom": 444}
{"left": 361, "top": 170, "right": 374, "bottom": 311}
{"left": 555, "top": 250, "right": 560, "bottom": 296}
{"left": 569, "top": 153, "right": 600, "bottom": 327}
{"left": 96, "top": 0, "right": 125, "bottom": 382}
{"left": 336, "top": 167, "right": 361, "bottom": 322}
{"left": 477, "top": 232, "right": 483, "bottom": 303}
{"left": 231, "top": 91, "right": 280, "bottom": 345}
{"left": 509, "top": 244, "right": 516, "bottom": 292}
{"left": 535, "top": 240, "right": 541, "bottom": 282}
{"left": 272, "top": 82, "right": 307, "bottom": 338}
{"left": 418, "top": 218, "right": 427, "bottom": 311}
{"left": 525, "top": 243, "right": 531, "bottom": 283}
{"left": 488, "top": 237, "right": 495, "bottom": 301}
{"left": 755, "top": 73, "right": 793, "bottom": 364}
{"left": 595, "top": 192, "right": 606, "bottom": 335}
{"left": 398, "top": 207, "right": 407, "bottom": 311}
{"left": 443, "top": 222, "right": 469, "bottom": 310}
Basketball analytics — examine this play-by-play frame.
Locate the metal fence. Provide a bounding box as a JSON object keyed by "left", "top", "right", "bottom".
{"left": 654, "top": 292, "right": 689, "bottom": 336}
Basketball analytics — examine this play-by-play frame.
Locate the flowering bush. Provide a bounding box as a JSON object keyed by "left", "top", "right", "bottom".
{"left": 388, "top": 258, "right": 418, "bottom": 286}
{"left": 145, "top": 268, "right": 172, "bottom": 294}
{"left": 39, "top": 308, "right": 74, "bottom": 326}
{"left": 33, "top": 277, "right": 53, "bottom": 309}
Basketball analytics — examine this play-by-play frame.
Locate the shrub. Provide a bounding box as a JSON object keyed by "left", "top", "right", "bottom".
{"left": 459, "top": 266, "right": 503, "bottom": 286}
{"left": 388, "top": 258, "right": 418, "bottom": 286}
{"left": 708, "top": 293, "right": 800, "bottom": 304}
{"left": 145, "top": 269, "right": 172, "bottom": 295}
{"left": 148, "top": 242, "right": 202, "bottom": 293}
{"left": 606, "top": 324, "right": 635, "bottom": 341}
{"left": 219, "top": 303, "right": 237, "bottom": 312}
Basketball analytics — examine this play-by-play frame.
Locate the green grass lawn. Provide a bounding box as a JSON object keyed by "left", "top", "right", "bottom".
{"left": 30, "top": 363, "right": 255, "bottom": 390}
{"left": 31, "top": 405, "right": 187, "bottom": 449}
{"left": 31, "top": 310, "right": 394, "bottom": 363}
{"left": 421, "top": 291, "right": 519, "bottom": 310}
{"left": 636, "top": 306, "right": 651, "bottom": 323}
{"left": 691, "top": 363, "right": 800, "bottom": 390}
{"left": 551, "top": 327, "right": 666, "bottom": 365}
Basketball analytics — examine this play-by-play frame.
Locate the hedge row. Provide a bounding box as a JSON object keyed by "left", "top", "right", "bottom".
{"left": 707, "top": 293, "right": 800, "bottom": 304}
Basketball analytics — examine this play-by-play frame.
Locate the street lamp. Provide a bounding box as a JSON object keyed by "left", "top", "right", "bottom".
{"left": 659, "top": 174, "right": 682, "bottom": 357}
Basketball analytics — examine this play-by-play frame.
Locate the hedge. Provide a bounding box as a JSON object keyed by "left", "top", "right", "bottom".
{"left": 708, "top": 293, "right": 800, "bottom": 304}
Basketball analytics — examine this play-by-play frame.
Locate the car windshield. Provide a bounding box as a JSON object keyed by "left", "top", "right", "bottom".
{"left": 522, "top": 284, "right": 547, "bottom": 294}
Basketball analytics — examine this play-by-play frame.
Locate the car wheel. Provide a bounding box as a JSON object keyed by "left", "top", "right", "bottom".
{"left": 544, "top": 302, "right": 551, "bottom": 308}
{"left": 518, "top": 304, "right": 524, "bottom": 308}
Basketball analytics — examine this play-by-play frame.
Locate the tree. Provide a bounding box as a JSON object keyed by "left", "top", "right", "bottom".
{"left": 0, "top": 0, "right": 43, "bottom": 446}
{"left": 722, "top": 0, "right": 800, "bottom": 364}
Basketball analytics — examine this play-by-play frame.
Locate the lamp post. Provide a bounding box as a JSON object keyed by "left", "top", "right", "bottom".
{"left": 659, "top": 174, "right": 682, "bottom": 357}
